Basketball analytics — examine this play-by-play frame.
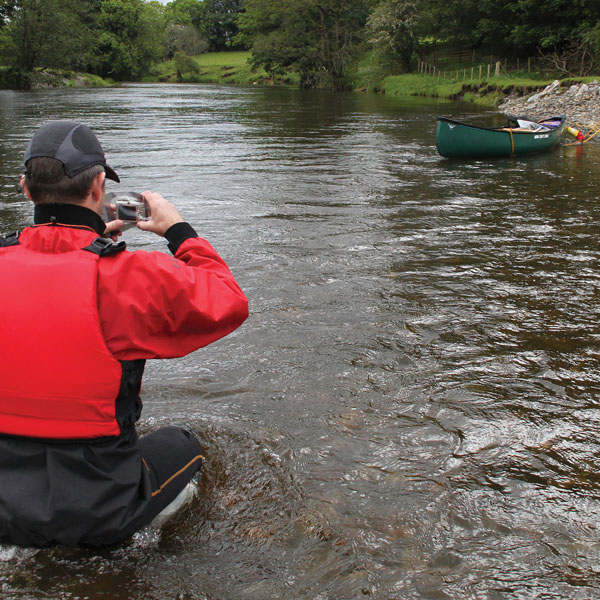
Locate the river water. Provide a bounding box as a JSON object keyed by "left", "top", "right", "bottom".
{"left": 1, "top": 84, "right": 600, "bottom": 599}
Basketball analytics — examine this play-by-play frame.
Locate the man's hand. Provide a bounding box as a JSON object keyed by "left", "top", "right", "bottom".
{"left": 136, "top": 191, "right": 184, "bottom": 236}
{"left": 103, "top": 219, "right": 124, "bottom": 241}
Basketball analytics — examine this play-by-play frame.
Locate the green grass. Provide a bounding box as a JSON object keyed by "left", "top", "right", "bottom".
{"left": 381, "top": 73, "right": 503, "bottom": 104}
{"left": 195, "top": 51, "right": 250, "bottom": 67}
{"left": 376, "top": 72, "right": 599, "bottom": 106}
{"left": 144, "top": 50, "right": 299, "bottom": 86}
{"left": 348, "top": 48, "right": 599, "bottom": 105}
{"left": 78, "top": 73, "right": 113, "bottom": 87}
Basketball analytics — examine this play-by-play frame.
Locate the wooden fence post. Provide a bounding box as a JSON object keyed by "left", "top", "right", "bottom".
{"left": 479, "top": 65, "right": 482, "bottom": 79}
{"left": 487, "top": 64, "right": 490, "bottom": 78}
{"left": 495, "top": 61, "right": 501, "bottom": 76}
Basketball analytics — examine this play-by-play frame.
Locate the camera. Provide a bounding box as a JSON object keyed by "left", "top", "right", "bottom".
{"left": 102, "top": 192, "right": 150, "bottom": 229}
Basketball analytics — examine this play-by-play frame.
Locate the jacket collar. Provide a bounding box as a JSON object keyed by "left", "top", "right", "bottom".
{"left": 34, "top": 203, "right": 105, "bottom": 236}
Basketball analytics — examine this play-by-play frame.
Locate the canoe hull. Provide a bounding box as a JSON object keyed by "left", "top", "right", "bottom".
{"left": 436, "top": 116, "right": 566, "bottom": 158}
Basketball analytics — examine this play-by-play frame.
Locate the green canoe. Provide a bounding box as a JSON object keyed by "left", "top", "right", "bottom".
{"left": 436, "top": 115, "right": 566, "bottom": 158}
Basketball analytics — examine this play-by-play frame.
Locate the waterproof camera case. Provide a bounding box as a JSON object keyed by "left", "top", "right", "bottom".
{"left": 103, "top": 192, "right": 150, "bottom": 230}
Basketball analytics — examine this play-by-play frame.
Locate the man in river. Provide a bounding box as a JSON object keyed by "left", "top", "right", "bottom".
{"left": 0, "top": 121, "right": 249, "bottom": 547}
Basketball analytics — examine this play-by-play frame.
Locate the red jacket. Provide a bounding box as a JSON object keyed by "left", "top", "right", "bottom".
{"left": 0, "top": 207, "right": 248, "bottom": 439}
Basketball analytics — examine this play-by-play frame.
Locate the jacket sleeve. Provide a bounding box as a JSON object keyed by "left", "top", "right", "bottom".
{"left": 97, "top": 233, "right": 249, "bottom": 360}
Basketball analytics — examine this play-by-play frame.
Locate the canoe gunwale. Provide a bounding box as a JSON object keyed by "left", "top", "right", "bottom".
{"left": 437, "top": 115, "right": 566, "bottom": 136}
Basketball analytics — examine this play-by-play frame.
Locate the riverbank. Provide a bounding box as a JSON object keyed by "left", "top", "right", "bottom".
{"left": 0, "top": 67, "right": 112, "bottom": 90}
{"left": 373, "top": 72, "right": 600, "bottom": 132}
{"left": 498, "top": 79, "right": 600, "bottom": 130}
{"left": 0, "top": 52, "right": 268, "bottom": 90}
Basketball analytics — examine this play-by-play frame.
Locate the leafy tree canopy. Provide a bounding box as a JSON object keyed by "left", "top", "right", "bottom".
{"left": 237, "top": 0, "right": 369, "bottom": 89}
{"left": 165, "top": 0, "right": 204, "bottom": 29}
{"left": 1, "top": 0, "right": 599, "bottom": 86}
{"left": 0, "top": 0, "right": 15, "bottom": 28}
{"left": 97, "top": 0, "right": 165, "bottom": 80}
{"left": 367, "top": 0, "right": 419, "bottom": 72}
{"left": 174, "top": 50, "right": 199, "bottom": 80}
{"left": 3, "top": 0, "right": 99, "bottom": 72}
{"left": 199, "top": 0, "right": 243, "bottom": 51}
{"left": 166, "top": 23, "right": 208, "bottom": 57}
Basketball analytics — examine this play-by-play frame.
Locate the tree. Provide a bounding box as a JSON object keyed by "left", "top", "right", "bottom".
{"left": 199, "top": 0, "right": 243, "bottom": 50}
{"left": 237, "top": 0, "right": 369, "bottom": 89}
{"left": 174, "top": 50, "right": 199, "bottom": 81}
{"left": 0, "top": 0, "right": 15, "bottom": 28}
{"left": 367, "top": 0, "right": 418, "bottom": 72}
{"left": 166, "top": 24, "right": 208, "bottom": 57}
{"left": 506, "top": 0, "right": 600, "bottom": 55}
{"left": 3, "top": 0, "right": 99, "bottom": 72}
{"left": 417, "top": 0, "right": 600, "bottom": 59}
{"left": 96, "top": 0, "right": 165, "bottom": 80}
{"left": 165, "top": 0, "right": 204, "bottom": 29}
{"left": 416, "top": 0, "right": 506, "bottom": 51}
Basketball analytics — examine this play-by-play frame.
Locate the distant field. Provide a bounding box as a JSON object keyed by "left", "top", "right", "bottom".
{"left": 195, "top": 51, "right": 251, "bottom": 67}
{"left": 147, "top": 51, "right": 298, "bottom": 86}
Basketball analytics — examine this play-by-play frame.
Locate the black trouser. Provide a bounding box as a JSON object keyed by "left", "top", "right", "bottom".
{"left": 0, "top": 426, "right": 204, "bottom": 547}
{"left": 138, "top": 426, "right": 204, "bottom": 525}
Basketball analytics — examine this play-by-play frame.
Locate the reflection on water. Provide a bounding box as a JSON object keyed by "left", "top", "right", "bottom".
{"left": 1, "top": 85, "right": 600, "bottom": 599}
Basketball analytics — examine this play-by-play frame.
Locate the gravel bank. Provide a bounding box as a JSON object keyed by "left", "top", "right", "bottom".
{"left": 498, "top": 80, "right": 600, "bottom": 130}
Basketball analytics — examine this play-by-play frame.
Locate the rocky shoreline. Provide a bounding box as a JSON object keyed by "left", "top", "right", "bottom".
{"left": 498, "top": 80, "right": 600, "bottom": 131}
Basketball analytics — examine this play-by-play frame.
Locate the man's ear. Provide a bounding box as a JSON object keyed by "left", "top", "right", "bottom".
{"left": 22, "top": 184, "right": 33, "bottom": 201}
{"left": 90, "top": 171, "right": 106, "bottom": 204}
{"left": 20, "top": 176, "right": 32, "bottom": 200}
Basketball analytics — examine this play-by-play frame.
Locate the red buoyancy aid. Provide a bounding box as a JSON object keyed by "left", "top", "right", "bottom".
{"left": 0, "top": 242, "right": 123, "bottom": 438}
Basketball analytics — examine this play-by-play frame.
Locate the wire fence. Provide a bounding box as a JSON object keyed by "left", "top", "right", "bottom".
{"left": 418, "top": 53, "right": 549, "bottom": 82}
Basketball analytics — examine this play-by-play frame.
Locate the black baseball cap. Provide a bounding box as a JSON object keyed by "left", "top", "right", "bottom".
{"left": 24, "top": 121, "right": 120, "bottom": 183}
